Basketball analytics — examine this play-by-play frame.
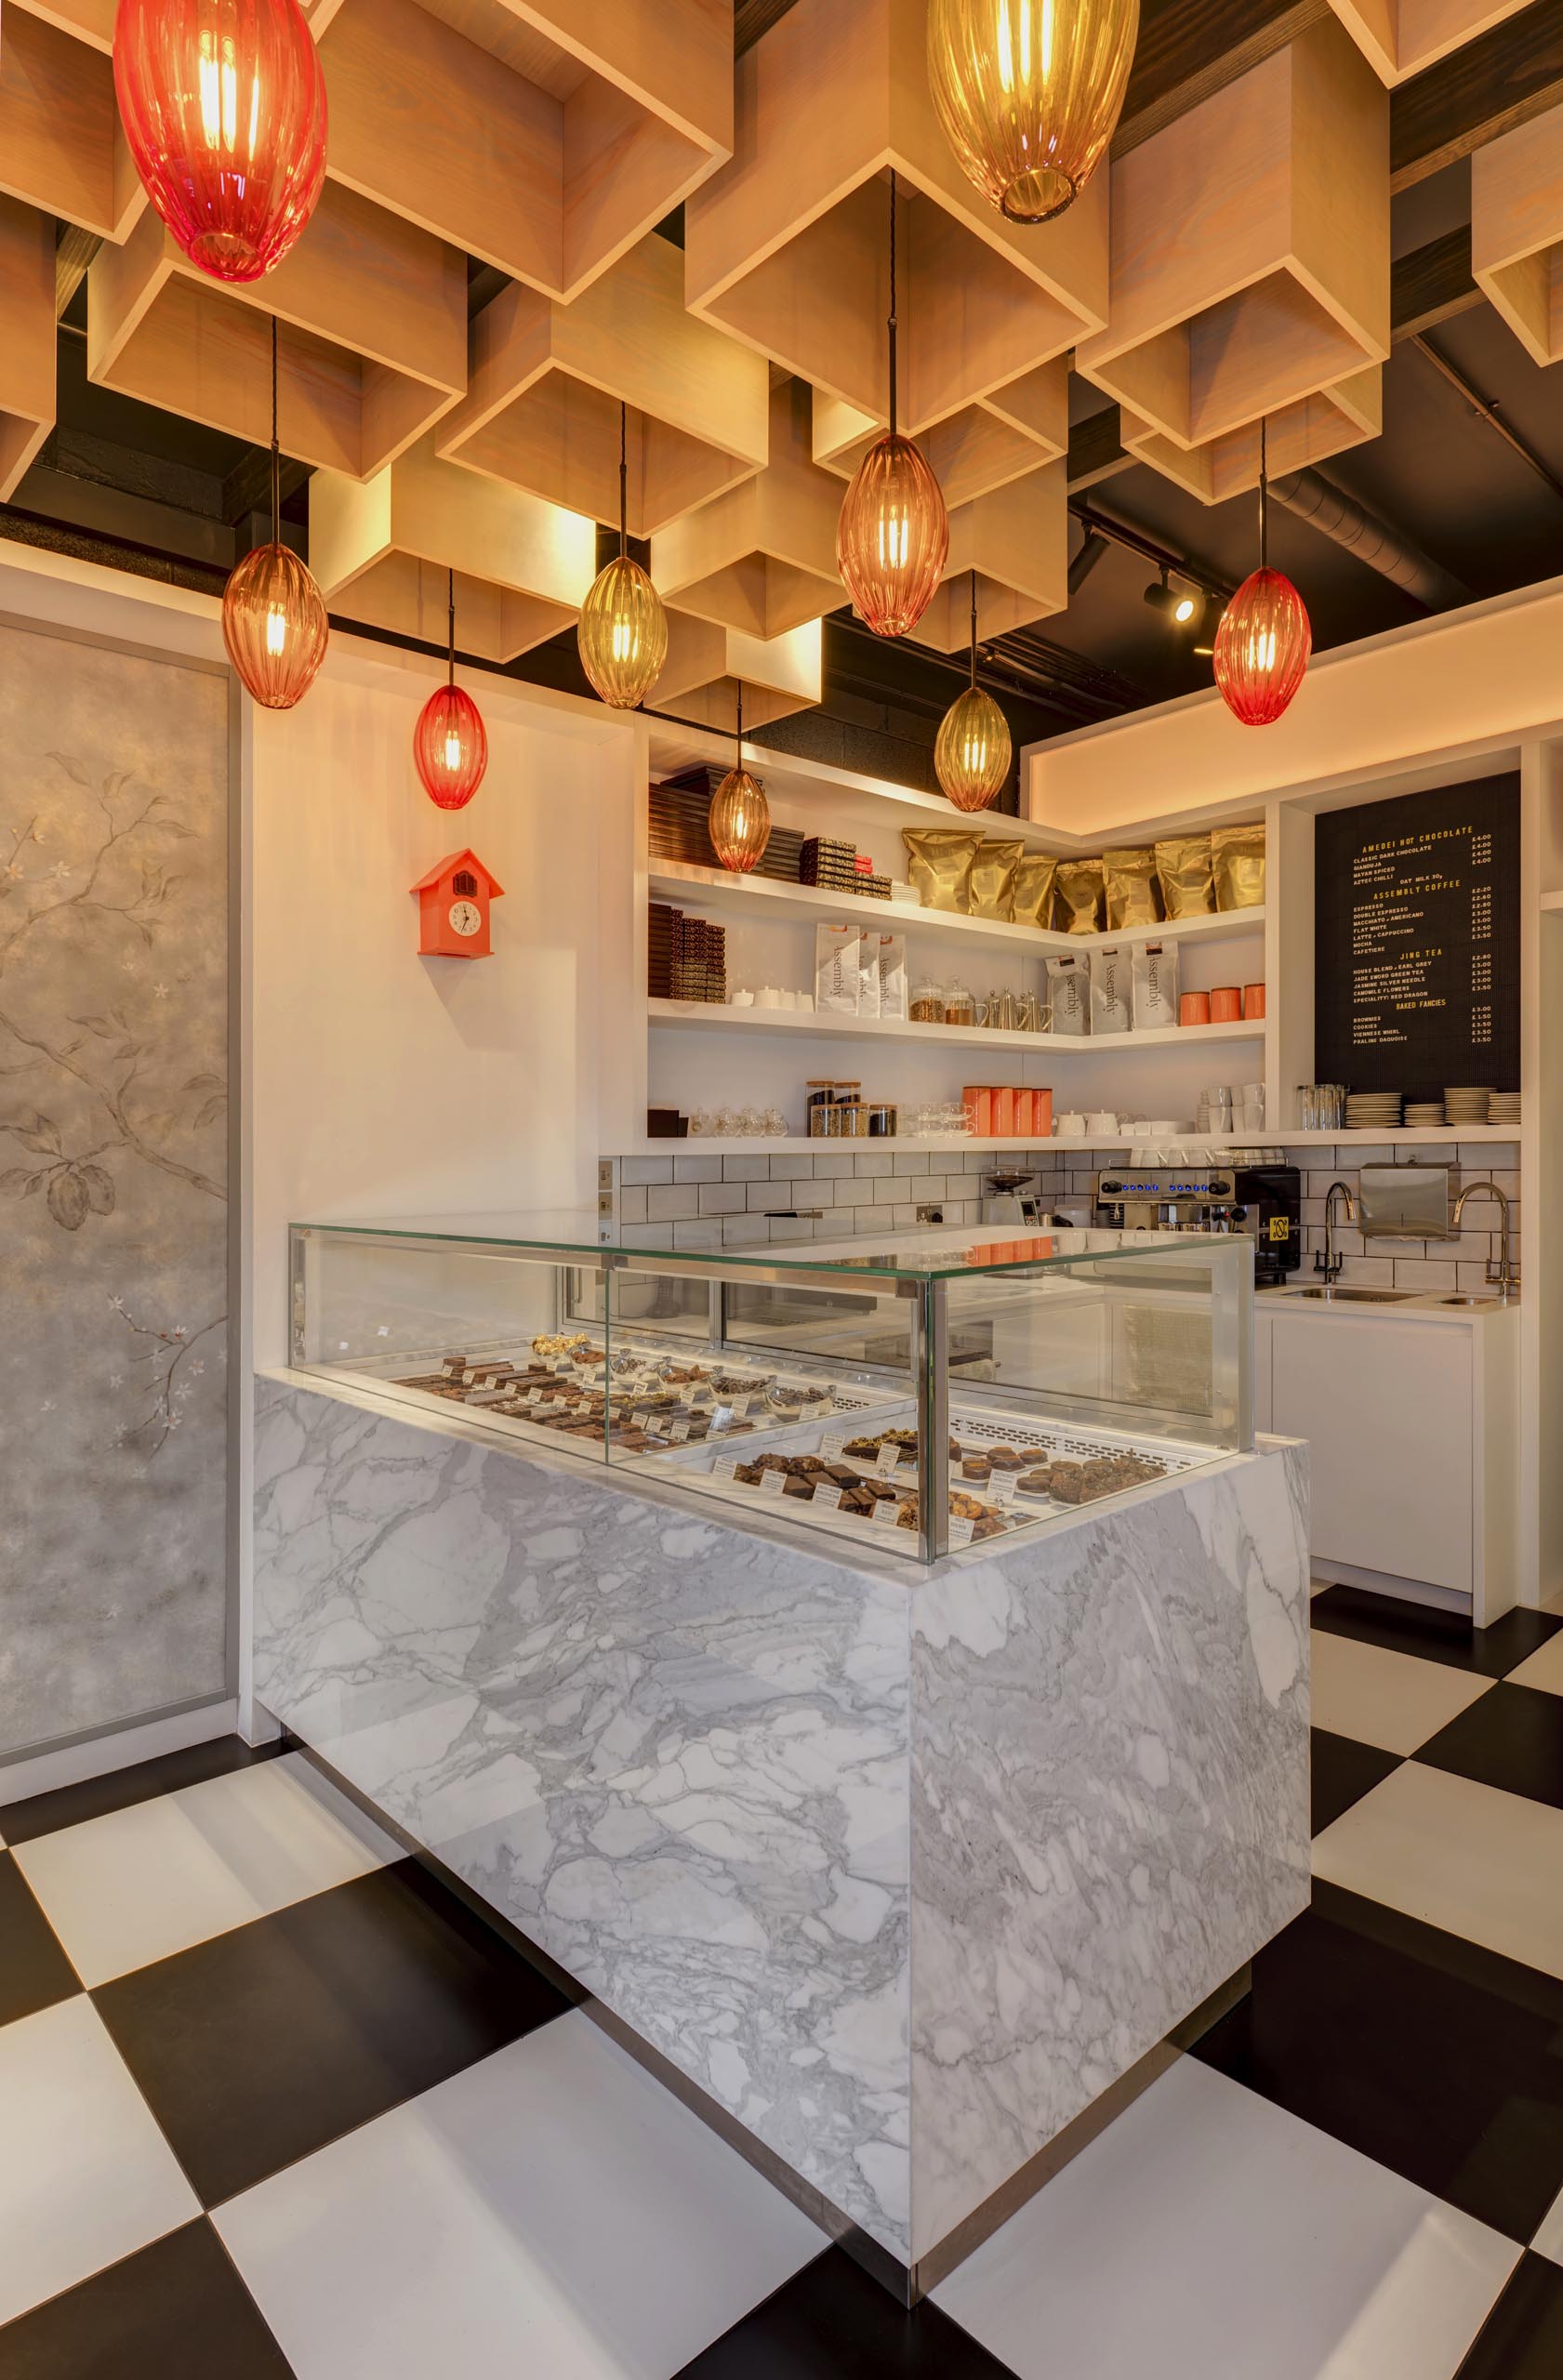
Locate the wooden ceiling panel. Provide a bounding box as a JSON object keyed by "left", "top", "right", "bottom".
{"left": 1472, "top": 100, "right": 1563, "bottom": 363}
{"left": 657, "top": 614, "right": 823, "bottom": 730}
{"left": 903, "top": 463, "right": 1068, "bottom": 654}
{"left": 0, "top": 5, "right": 134, "bottom": 238}
{"left": 650, "top": 377, "right": 845, "bottom": 638}
{"left": 811, "top": 360, "right": 1068, "bottom": 511}
{"left": 0, "top": 197, "right": 58, "bottom": 501}
{"left": 1121, "top": 365, "right": 1383, "bottom": 501}
{"left": 438, "top": 233, "right": 768, "bottom": 535}
{"left": 1327, "top": 0, "right": 1532, "bottom": 83}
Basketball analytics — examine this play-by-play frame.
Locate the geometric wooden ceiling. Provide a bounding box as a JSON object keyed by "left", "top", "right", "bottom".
{"left": 0, "top": 196, "right": 57, "bottom": 500}
{"left": 810, "top": 358, "right": 1068, "bottom": 512}
{"left": 1119, "top": 368, "right": 1384, "bottom": 507}
{"left": 903, "top": 461, "right": 1068, "bottom": 654}
{"left": 1326, "top": 0, "right": 1532, "bottom": 85}
{"left": 650, "top": 377, "right": 846, "bottom": 639}
{"left": 658, "top": 612, "right": 822, "bottom": 730}
{"left": 1471, "top": 103, "right": 1563, "bottom": 366}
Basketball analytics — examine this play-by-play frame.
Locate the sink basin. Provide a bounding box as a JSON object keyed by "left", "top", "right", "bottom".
{"left": 1438, "top": 1293, "right": 1508, "bottom": 1307}
{"left": 1292, "top": 1286, "right": 1416, "bottom": 1302}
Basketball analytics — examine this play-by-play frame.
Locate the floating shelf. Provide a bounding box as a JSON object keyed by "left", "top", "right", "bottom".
{"left": 618, "top": 1125, "right": 1521, "bottom": 1157}
{"left": 648, "top": 999, "right": 1264, "bottom": 1054}
{"left": 648, "top": 861, "right": 1266, "bottom": 958}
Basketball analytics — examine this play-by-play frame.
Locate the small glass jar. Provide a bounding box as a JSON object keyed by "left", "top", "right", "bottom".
{"left": 910, "top": 977, "right": 946, "bottom": 1025}
{"left": 944, "top": 981, "right": 976, "bottom": 1028}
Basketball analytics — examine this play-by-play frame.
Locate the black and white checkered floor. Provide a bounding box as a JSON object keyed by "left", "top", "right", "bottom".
{"left": 4, "top": 1586, "right": 1563, "bottom": 2376}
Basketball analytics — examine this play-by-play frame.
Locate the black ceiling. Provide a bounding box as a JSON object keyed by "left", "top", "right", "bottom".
{"left": 7, "top": 0, "right": 1563, "bottom": 798}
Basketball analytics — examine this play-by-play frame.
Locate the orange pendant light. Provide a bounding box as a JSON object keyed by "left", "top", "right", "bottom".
{"left": 1212, "top": 422, "right": 1312, "bottom": 728}
{"left": 709, "top": 689, "right": 772, "bottom": 874}
{"left": 577, "top": 402, "right": 668, "bottom": 708}
{"left": 935, "top": 572, "right": 1011, "bottom": 811}
{"left": 837, "top": 170, "right": 948, "bottom": 640}
{"left": 114, "top": 0, "right": 328, "bottom": 284}
{"left": 221, "top": 318, "right": 328, "bottom": 709}
{"left": 414, "top": 572, "right": 488, "bottom": 809}
{"left": 927, "top": 0, "right": 1140, "bottom": 224}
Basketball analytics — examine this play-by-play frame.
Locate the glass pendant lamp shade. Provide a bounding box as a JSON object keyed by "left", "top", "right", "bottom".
{"left": 114, "top": 0, "right": 328, "bottom": 284}
{"left": 1212, "top": 566, "right": 1311, "bottom": 726}
{"left": 577, "top": 553, "right": 668, "bottom": 708}
{"left": 415, "top": 683, "right": 487, "bottom": 809}
{"left": 221, "top": 540, "right": 328, "bottom": 708}
{"left": 927, "top": 0, "right": 1139, "bottom": 224}
{"left": 709, "top": 690, "right": 771, "bottom": 874}
{"left": 838, "top": 432, "right": 950, "bottom": 639}
{"left": 935, "top": 571, "right": 1010, "bottom": 809}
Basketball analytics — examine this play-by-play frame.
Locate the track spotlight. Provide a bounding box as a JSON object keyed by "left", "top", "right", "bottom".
{"left": 1144, "top": 571, "right": 1200, "bottom": 627}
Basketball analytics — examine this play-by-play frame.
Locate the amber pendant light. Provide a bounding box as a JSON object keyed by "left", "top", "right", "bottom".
{"left": 709, "top": 689, "right": 772, "bottom": 875}
{"left": 836, "top": 170, "right": 949, "bottom": 639}
{"left": 414, "top": 572, "right": 488, "bottom": 809}
{"left": 114, "top": 0, "right": 328, "bottom": 283}
{"left": 935, "top": 572, "right": 1011, "bottom": 811}
{"left": 1212, "top": 421, "right": 1312, "bottom": 728}
{"left": 221, "top": 318, "right": 328, "bottom": 709}
{"left": 927, "top": 0, "right": 1139, "bottom": 224}
{"left": 577, "top": 402, "right": 669, "bottom": 708}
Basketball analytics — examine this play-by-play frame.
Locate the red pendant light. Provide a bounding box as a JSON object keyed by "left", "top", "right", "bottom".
{"left": 837, "top": 170, "right": 949, "bottom": 639}
{"left": 114, "top": 0, "right": 328, "bottom": 284}
{"left": 415, "top": 573, "right": 488, "bottom": 809}
{"left": 222, "top": 319, "right": 328, "bottom": 708}
{"left": 709, "top": 689, "right": 772, "bottom": 874}
{"left": 1212, "top": 422, "right": 1311, "bottom": 727}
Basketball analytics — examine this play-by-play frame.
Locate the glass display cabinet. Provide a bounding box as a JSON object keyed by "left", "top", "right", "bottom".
{"left": 289, "top": 1215, "right": 1254, "bottom": 1565}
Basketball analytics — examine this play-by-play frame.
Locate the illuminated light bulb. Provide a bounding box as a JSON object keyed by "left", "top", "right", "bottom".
{"left": 927, "top": 0, "right": 1140, "bottom": 225}
{"left": 935, "top": 571, "right": 1011, "bottom": 809}
{"left": 114, "top": 0, "right": 328, "bottom": 284}
{"left": 414, "top": 681, "right": 488, "bottom": 810}
{"left": 577, "top": 402, "right": 669, "bottom": 708}
{"left": 222, "top": 541, "right": 328, "bottom": 708}
{"left": 1212, "top": 567, "right": 1311, "bottom": 726}
{"left": 709, "top": 689, "right": 772, "bottom": 874}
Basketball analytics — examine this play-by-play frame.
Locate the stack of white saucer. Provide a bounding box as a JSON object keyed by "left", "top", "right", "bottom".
{"left": 1404, "top": 1100, "right": 1446, "bottom": 1126}
{"left": 1345, "top": 1091, "right": 1403, "bottom": 1130}
{"left": 1489, "top": 1091, "right": 1521, "bottom": 1128}
{"left": 1444, "top": 1086, "right": 1493, "bottom": 1128}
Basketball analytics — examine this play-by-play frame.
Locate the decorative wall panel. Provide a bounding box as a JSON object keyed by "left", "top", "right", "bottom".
{"left": 0, "top": 620, "right": 231, "bottom": 1754}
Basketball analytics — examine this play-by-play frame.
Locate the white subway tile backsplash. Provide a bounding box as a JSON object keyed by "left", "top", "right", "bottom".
{"left": 768, "top": 1216, "right": 816, "bottom": 1240}
{"left": 622, "top": 1157, "right": 674, "bottom": 1187}
{"left": 646, "top": 1184, "right": 700, "bottom": 1221}
{"left": 855, "top": 1151, "right": 894, "bottom": 1177}
{"left": 674, "top": 1156, "right": 722, "bottom": 1183}
{"left": 893, "top": 1153, "right": 931, "bottom": 1175}
{"left": 619, "top": 1223, "right": 668, "bottom": 1250}
{"left": 770, "top": 1153, "right": 803, "bottom": 1180}
{"left": 697, "top": 1183, "right": 748, "bottom": 1215}
{"left": 722, "top": 1156, "right": 774, "bottom": 1182}
{"left": 618, "top": 1185, "right": 648, "bottom": 1224}
{"left": 1389, "top": 1258, "right": 1459, "bottom": 1292}
{"left": 835, "top": 1178, "right": 875, "bottom": 1206}
{"left": 670, "top": 1220, "right": 722, "bottom": 1250}
{"left": 872, "top": 1174, "right": 903, "bottom": 1203}
{"left": 812, "top": 1153, "right": 854, "bottom": 1178}
{"left": 722, "top": 1214, "right": 771, "bottom": 1247}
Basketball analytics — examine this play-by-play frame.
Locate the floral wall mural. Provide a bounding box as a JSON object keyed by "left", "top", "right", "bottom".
{"left": 0, "top": 622, "right": 231, "bottom": 1754}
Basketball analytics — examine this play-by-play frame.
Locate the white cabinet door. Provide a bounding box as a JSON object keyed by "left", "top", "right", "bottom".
{"left": 1271, "top": 1319, "right": 1473, "bottom": 1592}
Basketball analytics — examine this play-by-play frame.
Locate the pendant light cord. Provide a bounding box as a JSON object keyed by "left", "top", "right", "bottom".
{"left": 618, "top": 401, "right": 629, "bottom": 561}
{"left": 969, "top": 568, "right": 978, "bottom": 690}
{"left": 735, "top": 682, "right": 744, "bottom": 769}
{"left": 1259, "top": 416, "right": 1268, "bottom": 573}
{"left": 270, "top": 315, "right": 280, "bottom": 546}
{"left": 447, "top": 567, "right": 456, "bottom": 688}
{"left": 887, "top": 168, "right": 898, "bottom": 441}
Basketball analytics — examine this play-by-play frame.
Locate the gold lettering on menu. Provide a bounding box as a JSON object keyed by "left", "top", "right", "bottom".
{"left": 1346, "top": 819, "right": 1495, "bottom": 1051}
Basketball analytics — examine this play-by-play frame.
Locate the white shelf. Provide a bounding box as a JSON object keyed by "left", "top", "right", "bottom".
{"left": 1276, "top": 1126, "right": 1520, "bottom": 1144}
{"left": 649, "top": 859, "right": 1266, "bottom": 958}
{"left": 648, "top": 998, "right": 1264, "bottom": 1056}
{"left": 617, "top": 1125, "right": 1520, "bottom": 1157}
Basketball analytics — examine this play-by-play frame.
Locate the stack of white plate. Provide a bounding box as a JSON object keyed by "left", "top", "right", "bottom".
{"left": 1444, "top": 1086, "right": 1492, "bottom": 1127}
{"left": 1489, "top": 1091, "right": 1521, "bottom": 1127}
{"left": 1345, "top": 1091, "right": 1403, "bottom": 1130}
{"left": 1404, "top": 1102, "right": 1445, "bottom": 1126}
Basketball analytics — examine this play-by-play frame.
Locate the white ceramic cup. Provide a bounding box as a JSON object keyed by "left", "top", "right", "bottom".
{"left": 755, "top": 986, "right": 781, "bottom": 1008}
{"left": 731, "top": 988, "right": 755, "bottom": 1007}
{"left": 1057, "top": 1112, "right": 1087, "bottom": 1139}
{"left": 1086, "top": 1111, "right": 1118, "bottom": 1135}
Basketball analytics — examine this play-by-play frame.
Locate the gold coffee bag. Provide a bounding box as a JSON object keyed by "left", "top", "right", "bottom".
{"left": 1011, "top": 853, "right": 1057, "bottom": 931}
{"left": 1053, "top": 854, "right": 1105, "bottom": 933}
{"left": 969, "top": 839, "right": 1024, "bottom": 920}
{"left": 1155, "top": 834, "right": 1215, "bottom": 918}
{"left": 902, "top": 827, "right": 984, "bottom": 914}
{"left": 1103, "top": 845, "right": 1162, "bottom": 930}
{"left": 1212, "top": 820, "right": 1265, "bottom": 910}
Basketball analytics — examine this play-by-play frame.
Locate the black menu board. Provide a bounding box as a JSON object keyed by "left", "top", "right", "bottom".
{"left": 1314, "top": 774, "right": 1519, "bottom": 1100}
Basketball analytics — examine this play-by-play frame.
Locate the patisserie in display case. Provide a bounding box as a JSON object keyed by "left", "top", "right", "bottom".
{"left": 288, "top": 1213, "right": 1254, "bottom": 1564}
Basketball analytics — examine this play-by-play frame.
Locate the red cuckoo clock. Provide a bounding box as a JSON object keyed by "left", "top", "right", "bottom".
{"left": 411, "top": 850, "right": 504, "bottom": 959}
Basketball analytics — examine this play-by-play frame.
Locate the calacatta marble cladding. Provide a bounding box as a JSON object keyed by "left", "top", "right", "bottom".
{"left": 908, "top": 1438, "right": 1311, "bottom": 2256}
{"left": 252, "top": 1373, "right": 1309, "bottom": 2273}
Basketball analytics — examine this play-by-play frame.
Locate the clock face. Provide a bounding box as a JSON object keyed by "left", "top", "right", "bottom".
{"left": 447, "top": 898, "right": 483, "bottom": 938}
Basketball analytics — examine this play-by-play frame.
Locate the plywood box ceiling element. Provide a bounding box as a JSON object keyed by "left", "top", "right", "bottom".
{"left": 903, "top": 461, "right": 1068, "bottom": 654}
{"left": 436, "top": 232, "right": 769, "bottom": 534}
{"left": 1121, "top": 366, "right": 1384, "bottom": 505}
{"left": 650, "top": 377, "right": 845, "bottom": 639}
{"left": 1327, "top": 0, "right": 1533, "bottom": 86}
{"left": 1078, "top": 19, "right": 1390, "bottom": 456}
{"left": 658, "top": 614, "right": 823, "bottom": 731}
{"left": 310, "top": 433, "right": 598, "bottom": 660}
{"left": 318, "top": 0, "right": 732, "bottom": 301}
{"left": 88, "top": 181, "right": 468, "bottom": 481}
{"left": 684, "top": 0, "right": 1106, "bottom": 430}
{"left": 1471, "top": 102, "right": 1563, "bottom": 366}
{"left": 0, "top": 3, "right": 139, "bottom": 239}
{"left": 0, "top": 197, "right": 58, "bottom": 501}
{"left": 811, "top": 358, "right": 1068, "bottom": 511}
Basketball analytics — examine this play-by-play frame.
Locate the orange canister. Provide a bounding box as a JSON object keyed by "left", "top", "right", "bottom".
{"left": 1179, "top": 991, "right": 1212, "bottom": 1026}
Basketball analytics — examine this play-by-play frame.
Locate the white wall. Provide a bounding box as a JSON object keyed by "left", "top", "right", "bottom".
{"left": 248, "top": 637, "right": 636, "bottom": 1368}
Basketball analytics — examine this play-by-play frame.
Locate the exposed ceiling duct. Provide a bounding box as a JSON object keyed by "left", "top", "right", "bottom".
{"left": 1268, "top": 467, "right": 1471, "bottom": 612}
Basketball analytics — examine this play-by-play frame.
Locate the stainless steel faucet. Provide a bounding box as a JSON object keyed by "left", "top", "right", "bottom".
{"left": 1451, "top": 1180, "right": 1517, "bottom": 1299}
{"left": 1316, "top": 1180, "right": 1358, "bottom": 1283}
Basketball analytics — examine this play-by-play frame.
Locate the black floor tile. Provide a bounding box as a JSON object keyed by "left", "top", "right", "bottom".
{"left": 1193, "top": 1881, "right": 1563, "bottom": 2242}
{"left": 1312, "top": 1586, "right": 1563, "bottom": 1680}
{"left": 0, "top": 1733, "right": 285, "bottom": 1847}
{"left": 94, "top": 1856, "right": 571, "bottom": 2206}
{"left": 1416, "top": 1683, "right": 1563, "bottom": 1812}
{"left": 0, "top": 1853, "right": 81, "bottom": 2025}
{"left": 1311, "top": 1728, "right": 1402, "bottom": 1833}
{"left": 1455, "top": 2252, "right": 1563, "bottom": 2379}
{"left": 673, "top": 2247, "right": 1017, "bottom": 2378}
{"left": 0, "top": 2219, "right": 293, "bottom": 2378}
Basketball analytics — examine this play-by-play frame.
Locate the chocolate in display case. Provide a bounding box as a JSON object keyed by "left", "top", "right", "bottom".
{"left": 289, "top": 1216, "right": 1253, "bottom": 1565}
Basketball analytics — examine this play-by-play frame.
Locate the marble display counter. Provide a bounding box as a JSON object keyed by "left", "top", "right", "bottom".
{"left": 252, "top": 1367, "right": 1310, "bottom": 2294}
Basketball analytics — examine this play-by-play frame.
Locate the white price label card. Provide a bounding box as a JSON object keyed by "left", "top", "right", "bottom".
{"left": 631, "top": 1408, "right": 651, "bottom": 1429}
{"left": 711, "top": 1455, "right": 737, "bottom": 1481}
{"left": 948, "top": 1515, "right": 975, "bottom": 1548}
{"left": 669, "top": 1420, "right": 691, "bottom": 1443}
{"left": 820, "top": 1432, "right": 846, "bottom": 1461}
{"left": 762, "top": 1466, "right": 788, "bottom": 1496}
{"left": 990, "top": 1473, "right": 1018, "bottom": 1506}
{"left": 803, "top": 1398, "right": 831, "bottom": 1421}
{"left": 524, "top": 1388, "right": 542, "bottom": 1405}
{"left": 813, "top": 1484, "right": 842, "bottom": 1511}
{"left": 872, "top": 1496, "right": 903, "bottom": 1526}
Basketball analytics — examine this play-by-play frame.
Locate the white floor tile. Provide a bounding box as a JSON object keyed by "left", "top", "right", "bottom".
{"left": 934, "top": 2056, "right": 1517, "bottom": 2380}
{"left": 1532, "top": 2185, "right": 1563, "bottom": 2267}
{"left": 1313, "top": 1763, "right": 1563, "bottom": 1982}
{"left": 0, "top": 1996, "right": 199, "bottom": 2325}
{"left": 1508, "top": 1632, "right": 1563, "bottom": 1699}
{"left": 12, "top": 1753, "right": 399, "bottom": 1987}
{"left": 1311, "top": 1632, "right": 1493, "bottom": 1755}
{"left": 216, "top": 2010, "right": 825, "bottom": 2380}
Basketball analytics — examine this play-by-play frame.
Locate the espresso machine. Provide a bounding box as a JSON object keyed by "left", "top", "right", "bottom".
{"left": 1092, "top": 1162, "right": 1302, "bottom": 1285}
